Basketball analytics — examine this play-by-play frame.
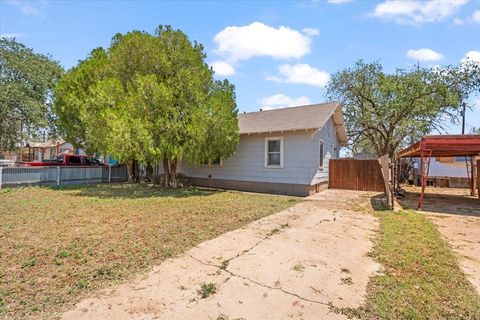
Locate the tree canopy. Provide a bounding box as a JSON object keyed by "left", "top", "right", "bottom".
{"left": 326, "top": 60, "right": 480, "bottom": 157}
{"left": 0, "top": 37, "right": 63, "bottom": 152}
{"left": 54, "top": 26, "right": 239, "bottom": 184}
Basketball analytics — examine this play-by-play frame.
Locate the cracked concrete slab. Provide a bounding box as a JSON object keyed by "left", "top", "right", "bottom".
{"left": 62, "top": 189, "right": 380, "bottom": 320}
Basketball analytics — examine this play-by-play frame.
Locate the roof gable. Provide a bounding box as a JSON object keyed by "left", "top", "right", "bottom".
{"left": 238, "top": 102, "right": 347, "bottom": 145}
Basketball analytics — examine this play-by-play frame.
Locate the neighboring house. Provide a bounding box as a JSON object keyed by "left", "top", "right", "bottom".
{"left": 354, "top": 152, "right": 377, "bottom": 160}
{"left": 411, "top": 156, "right": 472, "bottom": 188}
{"left": 25, "top": 140, "right": 75, "bottom": 162}
{"left": 160, "top": 102, "right": 347, "bottom": 196}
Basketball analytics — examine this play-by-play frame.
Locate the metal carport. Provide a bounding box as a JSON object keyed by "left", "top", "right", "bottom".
{"left": 398, "top": 135, "right": 480, "bottom": 210}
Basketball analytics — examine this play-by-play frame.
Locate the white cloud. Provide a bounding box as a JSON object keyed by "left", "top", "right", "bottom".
{"left": 260, "top": 94, "right": 312, "bottom": 110}
{"left": 210, "top": 60, "right": 235, "bottom": 76}
{"left": 267, "top": 63, "right": 330, "bottom": 88}
{"left": 406, "top": 48, "right": 444, "bottom": 61}
{"left": 371, "top": 0, "right": 468, "bottom": 24}
{"left": 472, "top": 10, "right": 480, "bottom": 23}
{"left": 213, "top": 22, "right": 315, "bottom": 62}
{"left": 453, "top": 18, "right": 465, "bottom": 25}
{"left": 302, "top": 28, "right": 320, "bottom": 36}
{"left": 7, "top": 0, "right": 43, "bottom": 17}
{"left": 327, "top": 0, "right": 352, "bottom": 3}
{"left": 462, "top": 51, "right": 480, "bottom": 63}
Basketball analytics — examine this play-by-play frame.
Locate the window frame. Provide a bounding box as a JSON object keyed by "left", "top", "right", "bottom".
{"left": 209, "top": 157, "right": 223, "bottom": 167}
{"left": 264, "top": 137, "right": 284, "bottom": 168}
{"left": 201, "top": 157, "right": 224, "bottom": 167}
{"left": 319, "top": 140, "right": 324, "bottom": 171}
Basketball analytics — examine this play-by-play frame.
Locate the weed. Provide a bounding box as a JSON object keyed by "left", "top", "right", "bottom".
{"left": 57, "top": 250, "right": 70, "bottom": 258}
{"left": 21, "top": 258, "right": 36, "bottom": 269}
{"left": 267, "top": 228, "right": 280, "bottom": 236}
{"left": 340, "top": 267, "right": 350, "bottom": 273}
{"left": 292, "top": 263, "right": 305, "bottom": 272}
{"left": 198, "top": 282, "right": 217, "bottom": 298}
{"left": 77, "top": 278, "right": 87, "bottom": 289}
{"left": 220, "top": 259, "right": 229, "bottom": 270}
{"left": 340, "top": 277, "right": 353, "bottom": 285}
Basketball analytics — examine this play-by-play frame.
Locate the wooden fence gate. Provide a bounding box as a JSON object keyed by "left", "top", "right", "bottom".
{"left": 329, "top": 159, "right": 385, "bottom": 192}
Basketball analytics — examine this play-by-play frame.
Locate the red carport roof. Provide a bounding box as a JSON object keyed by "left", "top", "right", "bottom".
{"left": 398, "top": 134, "right": 480, "bottom": 157}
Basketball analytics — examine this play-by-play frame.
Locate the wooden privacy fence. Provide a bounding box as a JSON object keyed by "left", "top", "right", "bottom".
{"left": 329, "top": 159, "right": 385, "bottom": 192}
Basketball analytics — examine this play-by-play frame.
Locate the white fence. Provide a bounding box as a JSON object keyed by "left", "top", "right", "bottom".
{"left": 0, "top": 165, "right": 128, "bottom": 189}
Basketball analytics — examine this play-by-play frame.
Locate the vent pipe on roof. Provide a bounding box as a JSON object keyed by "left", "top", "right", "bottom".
{"left": 259, "top": 108, "right": 263, "bottom": 111}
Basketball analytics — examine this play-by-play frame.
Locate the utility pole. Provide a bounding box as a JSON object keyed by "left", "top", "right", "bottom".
{"left": 461, "top": 102, "right": 466, "bottom": 134}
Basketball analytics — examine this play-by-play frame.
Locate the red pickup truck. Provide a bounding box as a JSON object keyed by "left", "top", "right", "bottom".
{"left": 24, "top": 154, "right": 105, "bottom": 167}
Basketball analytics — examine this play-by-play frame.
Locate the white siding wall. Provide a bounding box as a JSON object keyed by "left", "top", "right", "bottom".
{"left": 413, "top": 157, "right": 468, "bottom": 178}
{"left": 311, "top": 118, "right": 339, "bottom": 185}
{"left": 179, "top": 117, "right": 340, "bottom": 186}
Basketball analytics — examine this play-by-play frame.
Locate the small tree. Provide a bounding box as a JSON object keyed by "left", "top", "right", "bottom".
{"left": 0, "top": 37, "right": 63, "bottom": 153}
{"left": 54, "top": 27, "right": 239, "bottom": 185}
{"left": 326, "top": 60, "right": 480, "bottom": 157}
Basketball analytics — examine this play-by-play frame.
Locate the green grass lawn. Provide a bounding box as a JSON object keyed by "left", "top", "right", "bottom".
{"left": 0, "top": 184, "right": 299, "bottom": 319}
{"left": 333, "top": 204, "right": 480, "bottom": 319}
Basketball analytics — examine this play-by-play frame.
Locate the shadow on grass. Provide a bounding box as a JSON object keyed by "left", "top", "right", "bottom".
{"left": 398, "top": 189, "right": 480, "bottom": 217}
{"left": 49, "top": 183, "right": 224, "bottom": 199}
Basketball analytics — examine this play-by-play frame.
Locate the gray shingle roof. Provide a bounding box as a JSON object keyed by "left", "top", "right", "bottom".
{"left": 238, "top": 102, "right": 347, "bottom": 145}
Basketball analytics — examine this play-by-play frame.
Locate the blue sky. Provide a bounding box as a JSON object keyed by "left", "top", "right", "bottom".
{"left": 1, "top": 0, "right": 479, "bottom": 133}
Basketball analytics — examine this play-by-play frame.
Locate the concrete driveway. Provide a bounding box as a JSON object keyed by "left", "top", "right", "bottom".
{"left": 63, "top": 189, "right": 380, "bottom": 320}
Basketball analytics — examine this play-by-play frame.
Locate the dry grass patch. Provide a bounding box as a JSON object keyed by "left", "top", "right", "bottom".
{"left": 0, "top": 184, "right": 299, "bottom": 319}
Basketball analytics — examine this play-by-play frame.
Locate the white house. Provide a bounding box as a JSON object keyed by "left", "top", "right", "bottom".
{"left": 25, "top": 140, "right": 75, "bottom": 162}
{"left": 412, "top": 156, "right": 471, "bottom": 188}
{"left": 171, "top": 102, "right": 347, "bottom": 196}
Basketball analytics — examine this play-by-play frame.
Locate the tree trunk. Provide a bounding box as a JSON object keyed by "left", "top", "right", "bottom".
{"left": 169, "top": 160, "right": 178, "bottom": 188}
{"left": 163, "top": 158, "right": 170, "bottom": 187}
{"left": 145, "top": 162, "right": 153, "bottom": 182}
{"left": 127, "top": 160, "right": 140, "bottom": 183}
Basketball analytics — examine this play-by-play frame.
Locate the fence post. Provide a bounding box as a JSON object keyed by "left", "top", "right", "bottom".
{"left": 0, "top": 166, "right": 3, "bottom": 189}
{"left": 108, "top": 165, "right": 112, "bottom": 182}
{"left": 57, "top": 166, "right": 61, "bottom": 186}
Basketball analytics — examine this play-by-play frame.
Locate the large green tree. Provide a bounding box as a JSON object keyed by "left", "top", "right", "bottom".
{"left": 326, "top": 60, "right": 480, "bottom": 157}
{"left": 0, "top": 37, "right": 63, "bottom": 152}
{"left": 54, "top": 26, "right": 239, "bottom": 185}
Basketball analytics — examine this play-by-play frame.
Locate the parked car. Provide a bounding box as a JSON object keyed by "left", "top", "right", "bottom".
{"left": 22, "top": 154, "right": 106, "bottom": 167}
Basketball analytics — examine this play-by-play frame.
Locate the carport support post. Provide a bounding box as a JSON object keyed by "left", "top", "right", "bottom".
{"left": 418, "top": 150, "right": 432, "bottom": 210}
{"left": 469, "top": 157, "right": 475, "bottom": 196}
{"left": 108, "top": 165, "right": 112, "bottom": 183}
{"left": 477, "top": 159, "right": 480, "bottom": 199}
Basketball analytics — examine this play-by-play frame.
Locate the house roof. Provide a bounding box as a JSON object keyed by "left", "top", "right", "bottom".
{"left": 238, "top": 102, "right": 348, "bottom": 145}
{"left": 26, "top": 139, "right": 66, "bottom": 148}
{"left": 398, "top": 135, "right": 480, "bottom": 157}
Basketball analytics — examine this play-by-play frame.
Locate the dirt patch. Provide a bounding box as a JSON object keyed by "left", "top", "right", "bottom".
{"left": 62, "top": 190, "right": 380, "bottom": 320}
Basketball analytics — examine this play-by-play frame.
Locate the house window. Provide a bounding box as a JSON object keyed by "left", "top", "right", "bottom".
{"left": 319, "top": 141, "right": 324, "bottom": 170}
{"left": 210, "top": 156, "right": 223, "bottom": 167}
{"left": 265, "top": 137, "right": 283, "bottom": 168}
{"left": 202, "top": 156, "right": 223, "bottom": 167}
